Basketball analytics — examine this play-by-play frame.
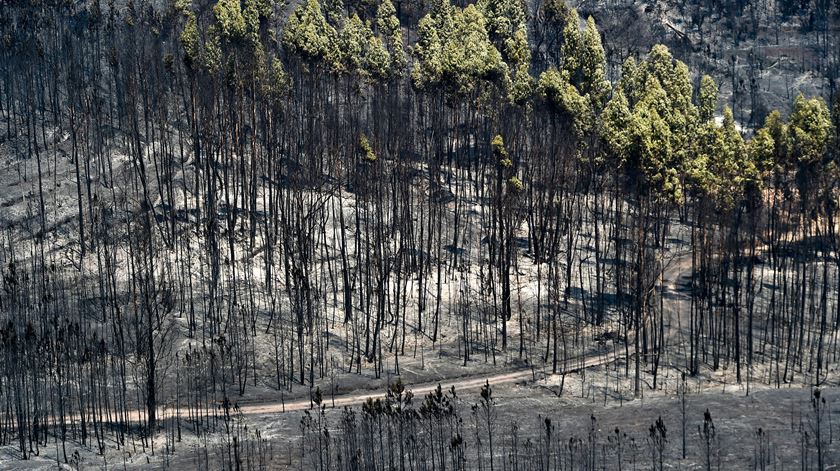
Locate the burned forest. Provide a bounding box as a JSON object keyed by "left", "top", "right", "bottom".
{"left": 1, "top": 0, "right": 840, "bottom": 468}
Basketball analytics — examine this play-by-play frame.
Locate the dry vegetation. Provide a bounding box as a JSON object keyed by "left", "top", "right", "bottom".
{"left": 0, "top": 0, "right": 839, "bottom": 468}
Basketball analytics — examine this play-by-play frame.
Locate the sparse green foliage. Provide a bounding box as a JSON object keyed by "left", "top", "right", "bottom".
{"left": 242, "top": 0, "right": 264, "bottom": 45}
{"left": 601, "top": 87, "right": 632, "bottom": 163}
{"left": 617, "top": 56, "right": 639, "bottom": 100}
{"left": 282, "top": 0, "right": 339, "bottom": 66}
{"left": 338, "top": 14, "right": 367, "bottom": 73}
{"left": 603, "top": 45, "right": 703, "bottom": 202}
{"left": 483, "top": 0, "right": 526, "bottom": 45}
{"left": 749, "top": 126, "right": 776, "bottom": 174}
{"left": 578, "top": 16, "right": 610, "bottom": 109}
{"left": 503, "top": 26, "right": 529, "bottom": 66}
{"left": 5, "top": 3, "right": 840, "bottom": 468}
{"left": 631, "top": 79, "right": 680, "bottom": 201}
{"left": 698, "top": 75, "right": 718, "bottom": 123}
{"left": 481, "top": 0, "right": 531, "bottom": 102}
{"left": 338, "top": 15, "right": 391, "bottom": 79}
{"left": 689, "top": 107, "right": 753, "bottom": 208}
{"left": 362, "top": 33, "right": 390, "bottom": 80}
{"left": 505, "top": 27, "right": 534, "bottom": 103}
{"left": 493, "top": 134, "right": 512, "bottom": 167}
{"left": 263, "top": 57, "right": 290, "bottom": 101}
{"left": 604, "top": 70, "right": 682, "bottom": 201}
{"left": 359, "top": 134, "right": 377, "bottom": 162}
{"left": 788, "top": 94, "right": 833, "bottom": 164}
{"left": 174, "top": 0, "right": 192, "bottom": 15}
{"left": 509, "top": 61, "right": 535, "bottom": 104}
{"left": 412, "top": 13, "right": 444, "bottom": 86}
{"left": 376, "top": 0, "right": 406, "bottom": 75}
{"left": 549, "top": 12, "right": 610, "bottom": 112}
{"left": 507, "top": 175, "right": 523, "bottom": 191}
{"left": 538, "top": 68, "right": 592, "bottom": 138}
{"left": 560, "top": 8, "right": 582, "bottom": 80}
{"left": 213, "top": 0, "right": 247, "bottom": 40}
{"left": 412, "top": 3, "right": 505, "bottom": 94}
{"left": 181, "top": 12, "right": 199, "bottom": 67}
{"left": 761, "top": 110, "right": 791, "bottom": 171}
{"left": 203, "top": 26, "right": 223, "bottom": 73}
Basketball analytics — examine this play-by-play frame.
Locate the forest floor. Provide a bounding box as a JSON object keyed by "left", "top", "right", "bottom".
{"left": 1, "top": 229, "right": 837, "bottom": 469}
{"left": 2, "top": 87, "right": 840, "bottom": 468}
{"left": 3, "top": 362, "right": 836, "bottom": 469}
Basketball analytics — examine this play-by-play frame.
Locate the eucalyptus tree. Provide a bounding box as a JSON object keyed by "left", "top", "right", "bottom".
{"left": 687, "top": 103, "right": 756, "bottom": 379}
{"left": 375, "top": 0, "right": 407, "bottom": 153}
{"left": 413, "top": 0, "right": 509, "bottom": 349}
{"left": 529, "top": 11, "right": 613, "bottom": 374}
{"left": 787, "top": 95, "right": 835, "bottom": 382}
{"left": 2, "top": 0, "right": 840, "bottom": 463}
{"left": 481, "top": 0, "right": 533, "bottom": 103}
{"left": 601, "top": 44, "right": 699, "bottom": 394}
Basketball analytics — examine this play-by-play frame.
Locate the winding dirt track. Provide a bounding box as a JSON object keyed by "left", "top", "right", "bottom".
{"left": 225, "top": 230, "right": 786, "bottom": 418}
{"left": 49, "top": 249, "right": 700, "bottom": 427}
{"left": 233, "top": 351, "right": 623, "bottom": 416}
{"left": 170, "top": 249, "right": 700, "bottom": 419}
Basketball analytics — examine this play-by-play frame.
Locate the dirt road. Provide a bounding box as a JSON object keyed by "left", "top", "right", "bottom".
{"left": 166, "top": 248, "right": 704, "bottom": 420}
{"left": 231, "top": 350, "right": 623, "bottom": 416}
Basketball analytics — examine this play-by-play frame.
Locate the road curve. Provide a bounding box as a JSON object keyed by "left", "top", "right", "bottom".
{"left": 67, "top": 246, "right": 710, "bottom": 426}
{"left": 233, "top": 350, "right": 624, "bottom": 416}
